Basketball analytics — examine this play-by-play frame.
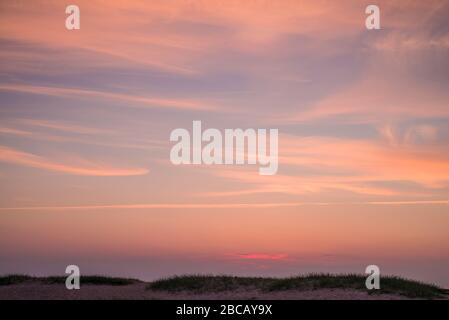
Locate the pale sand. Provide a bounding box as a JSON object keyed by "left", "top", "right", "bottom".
{"left": 0, "top": 282, "right": 419, "bottom": 300}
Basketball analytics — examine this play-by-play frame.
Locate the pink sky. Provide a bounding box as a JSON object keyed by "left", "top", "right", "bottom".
{"left": 0, "top": 0, "right": 449, "bottom": 286}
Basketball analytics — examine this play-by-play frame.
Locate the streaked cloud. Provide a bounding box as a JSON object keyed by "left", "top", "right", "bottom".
{"left": 18, "top": 119, "right": 113, "bottom": 135}
{"left": 0, "top": 84, "right": 219, "bottom": 111}
{"left": 0, "top": 202, "right": 308, "bottom": 211}
{"left": 231, "top": 253, "right": 289, "bottom": 261}
{"left": 0, "top": 145, "right": 149, "bottom": 176}
{"left": 201, "top": 133, "right": 449, "bottom": 198}
{"left": 2, "top": 200, "right": 449, "bottom": 212}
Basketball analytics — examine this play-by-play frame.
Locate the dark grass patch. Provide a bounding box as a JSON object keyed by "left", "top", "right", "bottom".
{"left": 377, "top": 276, "right": 446, "bottom": 299}
{"left": 0, "top": 275, "right": 139, "bottom": 286}
{"left": 42, "top": 275, "right": 139, "bottom": 286}
{"left": 148, "top": 275, "right": 272, "bottom": 292}
{"left": 0, "top": 275, "right": 33, "bottom": 286}
{"left": 264, "top": 273, "right": 366, "bottom": 291}
{"left": 147, "top": 274, "right": 447, "bottom": 299}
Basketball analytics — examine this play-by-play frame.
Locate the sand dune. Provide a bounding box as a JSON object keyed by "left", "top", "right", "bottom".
{"left": 1, "top": 275, "right": 447, "bottom": 300}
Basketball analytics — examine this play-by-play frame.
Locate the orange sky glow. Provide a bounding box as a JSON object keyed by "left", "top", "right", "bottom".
{"left": 0, "top": 0, "right": 448, "bottom": 286}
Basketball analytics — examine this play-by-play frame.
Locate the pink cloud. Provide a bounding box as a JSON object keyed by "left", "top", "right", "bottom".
{"left": 200, "top": 132, "right": 449, "bottom": 199}
{"left": 233, "top": 253, "right": 290, "bottom": 261}
{"left": 0, "top": 84, "right": 218, "bottom": 111}
{"left": 0, "top": 145, "right": 149, "bottom": 176}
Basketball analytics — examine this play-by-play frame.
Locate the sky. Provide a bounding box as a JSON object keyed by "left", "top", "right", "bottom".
{"left": 0, "top": 0, "right": 449, "bottom": 287}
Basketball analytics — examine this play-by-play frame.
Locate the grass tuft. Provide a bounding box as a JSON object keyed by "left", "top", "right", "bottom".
{"left": 42, "top": 275, "right": 139, "bottom": 286}
{"left": 0, "top": 275, "right": 33, "bottom": 286}
{"left": 147, "top": 273, "right": 447, "bottom": 299}
{"left": 148, "top": 274, "right": 269, "bottom": 292}
{"left": 0, "top": 274, "right": 139, "bottom": 286}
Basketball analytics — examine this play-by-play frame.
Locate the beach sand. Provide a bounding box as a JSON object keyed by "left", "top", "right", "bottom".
{"left": 0, "top": 281, "right": 422, "bottom": 300}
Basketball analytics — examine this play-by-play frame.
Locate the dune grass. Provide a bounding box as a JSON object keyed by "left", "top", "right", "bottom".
{"left": 42, "top": 275, "right": 139, "bottom": 286}
{"left": 0, "top": 274, "right": 139, "bottom": 286}
{"left": 0, "top": 275, "right": 33, "bottom": 286}
{"left": 147, "top": 274, "right": 448, "bottom": 299}
{"left": 2, "top": 273, "right": 446, "bottom": 298}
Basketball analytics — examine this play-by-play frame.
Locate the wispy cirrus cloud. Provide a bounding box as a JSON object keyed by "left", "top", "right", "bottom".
{"left": 18, "top": 119, "right": 113, "bottom": 135}
{"left": 0, "top": 127, "right": 33, "bottom": 136}
{"left": 274, "top": 74, "right": 449, "bottom": 125}
{"left": 0, "top": 145, "right": 149, "bottom": 176}
{"left": 279, "top": 135, "right": 449, "bottom": 189}
{"left": 0, "top": 202, "right": 308, "bottom": 211}
{"left": 378, "top": 124, "right": 438, "bottom": 146}
{"left": 0, "top": 119, "right": 163, "bottom": 151}
{"left": 207, "top": 170, "right": 402, "bottom": 197}
{"left": 0, "top": 84, "right": 219, "bottom": 111}
{"left": 200, "top": 133, "right": 449, "bottom": 199}
{"left": 1, "top": 200, "right": 448, "bottom": 212}
{"left": 231, "top": 253, "right": 290, "bottom": 261}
